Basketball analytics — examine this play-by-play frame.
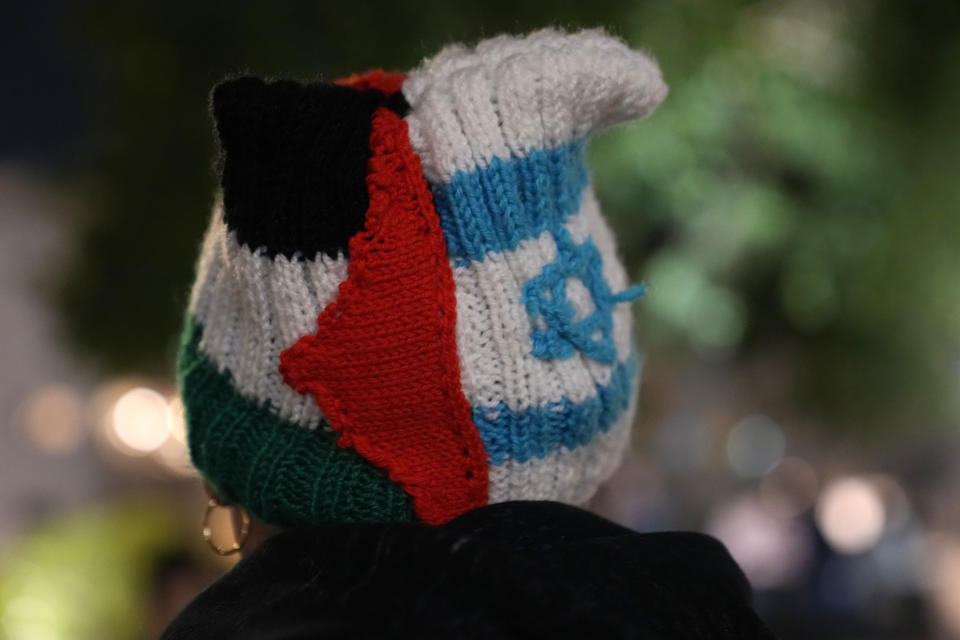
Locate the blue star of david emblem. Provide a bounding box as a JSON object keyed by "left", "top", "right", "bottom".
{"left": 521, "top": 227, "right": 644, "bottom": 364}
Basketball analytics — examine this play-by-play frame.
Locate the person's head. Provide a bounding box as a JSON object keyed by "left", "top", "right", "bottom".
{"left": 179, "top": 27, "right": 667, "bottom": 551}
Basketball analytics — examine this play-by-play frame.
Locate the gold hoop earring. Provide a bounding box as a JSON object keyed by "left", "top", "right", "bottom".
{"left": 202, "top": 497, "right": 251, "bottom": 556}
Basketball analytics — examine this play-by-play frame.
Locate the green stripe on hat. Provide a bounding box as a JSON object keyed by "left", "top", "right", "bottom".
{"left": 178, "top": 315, "right": 414, "bottom": 526}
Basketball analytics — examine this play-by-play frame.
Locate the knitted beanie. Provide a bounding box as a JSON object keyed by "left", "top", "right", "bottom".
{"left": 178, "top": 27, "right": 667, "bottom": 526}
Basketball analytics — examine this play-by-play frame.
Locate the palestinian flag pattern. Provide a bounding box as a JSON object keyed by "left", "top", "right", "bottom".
{"left": 179, "top": 28, "right": 667, "bottom": 526}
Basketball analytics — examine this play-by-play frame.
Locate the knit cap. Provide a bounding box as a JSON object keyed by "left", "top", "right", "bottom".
{"left": 178, "top": 27, "right": 667, "bottom": 526}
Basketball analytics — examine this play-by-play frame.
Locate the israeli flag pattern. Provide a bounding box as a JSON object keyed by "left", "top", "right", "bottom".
{"left": 401, "top": 28, "right": 667, "bottom": 502}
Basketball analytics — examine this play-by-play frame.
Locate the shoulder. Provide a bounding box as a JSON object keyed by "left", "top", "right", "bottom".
{"left": 162, "top": 502, "right": 776, "bottom": 639}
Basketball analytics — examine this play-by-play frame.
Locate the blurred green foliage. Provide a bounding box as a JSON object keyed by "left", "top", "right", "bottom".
{"left": 56, "top": 0, "right": 960, "bottom": 436}
{"left": 0, "top": 500, "right": 183, "bottom": 640}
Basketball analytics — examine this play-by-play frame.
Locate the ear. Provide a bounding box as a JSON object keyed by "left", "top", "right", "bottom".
{"left": 402, "top": 28, "right": 668, "bottom": 182}
{"left": 211, "top": 76, "right": 391, "bottom": 259}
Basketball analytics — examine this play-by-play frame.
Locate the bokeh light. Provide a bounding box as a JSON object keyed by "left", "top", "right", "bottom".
{"left": 110, "top": 387, "right": 170, "bottom": 455}
{"left": 870, "top": 474, "right": 912, "bottom": 534}
{"left": 166, "top": 396, "right": 187, "bottom": 445}
{"left": 726, "top": 414, "right": 786, "bottom": 477}
{"left": 16, "top": 384, "right": 85, "bottom": 455}
{"left": 816, "top": 476, "right": 886, "bottom": 554}
{"left": 153, "top": 396, "right": 195, "bottom": 477}
{"left": 707, "top": 494, "right": 812, "bottom": 588}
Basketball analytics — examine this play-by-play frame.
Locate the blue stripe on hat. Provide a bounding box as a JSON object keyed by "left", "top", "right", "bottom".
{"left": 429, "top": 140, "right": 590, "bottom": 262}
{"left": 473, "top": 356, "right": 638, "bottom": 466}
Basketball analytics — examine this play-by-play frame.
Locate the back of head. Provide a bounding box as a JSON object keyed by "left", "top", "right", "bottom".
{"left": 178, "top": 27, "right": 668, "bottom": 527}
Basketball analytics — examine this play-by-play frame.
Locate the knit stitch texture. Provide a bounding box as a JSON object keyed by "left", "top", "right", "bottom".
{"left": 279, "top": 106, "right": 490, "bottom": 525}
{"left": 179, "top": 27, "right": 667, "bottom": 526}
{"left": 179, "top": 316, "right": 414, "bottom": 524}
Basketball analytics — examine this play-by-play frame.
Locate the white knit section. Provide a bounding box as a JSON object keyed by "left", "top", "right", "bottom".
{"left": 187, "top": 206, "right": 348, "bottom": 428}
{"left": 402, "top": 27, "right": 667, "bottom": 183}
{"left": 487, "top": 388, "right": 637, "bottom": 504}
{"left": 569, "top": 188, "right": 635, "bottom": 369}
{"left": 451, "top": 186, "right": 634, "bottom": 412}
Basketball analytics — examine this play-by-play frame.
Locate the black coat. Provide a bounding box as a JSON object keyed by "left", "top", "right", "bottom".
{"left": 161, "top": 501, "right": 775, "bottom": 639}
